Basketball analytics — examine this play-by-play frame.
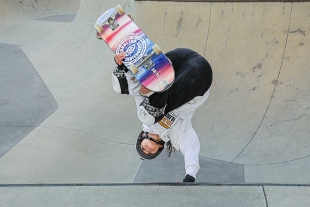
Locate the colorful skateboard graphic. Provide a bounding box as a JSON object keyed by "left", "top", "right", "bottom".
{"left": 94, "top": 5, "right": 174, "bottom": 92}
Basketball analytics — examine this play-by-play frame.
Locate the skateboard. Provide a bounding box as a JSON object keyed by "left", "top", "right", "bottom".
{"left": 94, "top": 5, "right": 174, "bottom": 92}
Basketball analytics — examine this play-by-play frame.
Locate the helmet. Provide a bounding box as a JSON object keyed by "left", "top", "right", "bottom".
{"left": 136, "top": 131, "right": 165, "bottom": 160}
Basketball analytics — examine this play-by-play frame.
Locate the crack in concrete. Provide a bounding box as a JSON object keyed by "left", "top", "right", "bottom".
{"left": 0, "top": 125, "right": 134, "bottom": 145}
{"left": 161, "top": 11, "right": 167, "bottom": 44}
{"left": 227, "top": 87, "right": 239, "bottom": 97}
{"left": 262, "top": 186, "right": 269, "bottom": 207}
{"left": 203, "top": 4, "right": 212, "bottom": 56}
{"left": 195, "top": 17, "right": 202, "bottom": 30}
{"left": 176, "top": 11, "right": 184, "bottom": 37}
{"left": 289, "top": 28, "right": 306, "bottom": 36}
{"left": 270, "top": 113, "right": 308, "bottom": 127}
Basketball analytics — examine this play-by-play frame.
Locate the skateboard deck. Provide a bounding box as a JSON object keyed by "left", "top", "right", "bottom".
{"left": 94, "top": 5, "right": 174, "bottom": 92}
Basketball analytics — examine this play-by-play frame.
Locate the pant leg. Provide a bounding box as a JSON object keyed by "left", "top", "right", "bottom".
{"left": 148, "top": 90, "right": 168, "bottom": 109}
{"left": 148, "top": 48, "right": 213, "bottom": 113}
{"left": 173, "top": 90, "right": 210, "bottom": 118}
{"left": 166, "top": 54, "right": 213, "bottom": 112}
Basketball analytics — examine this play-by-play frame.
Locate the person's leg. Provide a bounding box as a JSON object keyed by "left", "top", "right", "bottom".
{"left": 137, "top": 92, "right": 167, "bottom": 125}
{"left": 166, "top": 55, "right": 212, "bottom": 112}
{"left": 173, "top": 89, "right": 210, "bottom": 118}
{"left": 137, "top": 74, "right": 170, "bottom": 125}
{"left": 137, "top": 49, "right": 212, "bottom": 125}
{"left": 148, "top": 90, "right": 168, "bottom": 108}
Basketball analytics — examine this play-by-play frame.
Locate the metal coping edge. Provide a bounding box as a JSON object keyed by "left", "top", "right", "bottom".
{"left": 1, "top": 182, "right": 310, "bottom": 187}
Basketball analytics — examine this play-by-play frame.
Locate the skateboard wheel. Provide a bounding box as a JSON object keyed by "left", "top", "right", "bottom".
{"left": 116, "top": 5, "right": 124, "bottom": 15}
{"left": 152, "top": 44, "right": 162, "bottom": 55}
{"left": 129, "top": 64, "right": 138, "bottom": 74}
{"left": 94, "top": 24, "right": 103, "bottom": 33}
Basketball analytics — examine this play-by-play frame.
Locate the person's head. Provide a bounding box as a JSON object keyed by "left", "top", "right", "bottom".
{"left": 136, "top": 131, "right": 165, "bottom": 159}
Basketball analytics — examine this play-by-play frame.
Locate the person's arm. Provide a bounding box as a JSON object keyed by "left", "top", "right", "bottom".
{"left": 180, "top": 127, "right": 200, "bottom": 182}
{"left": 145, "top": 111, "right": 200, "bottom": 181}
{"left": 112, "top": 52, "right": 144, "bottom": 107}
{"left": 112, "top": 64, "right": 129, "bottom": 95}
{"left": 112, "top": 52, "right": 129, "bottom": 94}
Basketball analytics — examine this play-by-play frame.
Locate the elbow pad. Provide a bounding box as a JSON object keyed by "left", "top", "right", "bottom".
{"left": 112, "top": 66, "right": 129, "bottom": 94}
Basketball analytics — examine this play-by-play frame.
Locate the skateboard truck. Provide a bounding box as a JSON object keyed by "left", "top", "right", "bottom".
{"left": 129, "top": 44, "right": 162, "bottom": 75}
{"left": 94, "top": 5, "right": 124, "bottom": 33}
{"left": 136, "top": 52, "right": 155, "bottom": 70}
{"left": 107, "top": 17, "right": 119, "bottom": 31}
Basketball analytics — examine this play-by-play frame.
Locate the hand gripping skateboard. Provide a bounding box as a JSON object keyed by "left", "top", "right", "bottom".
{"left": 94, "top": 5, "right": 175, "bottom": 92}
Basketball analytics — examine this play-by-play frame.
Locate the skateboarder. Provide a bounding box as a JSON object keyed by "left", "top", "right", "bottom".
{"left": 112, "top": 48, "right": 213, "bottom": 182}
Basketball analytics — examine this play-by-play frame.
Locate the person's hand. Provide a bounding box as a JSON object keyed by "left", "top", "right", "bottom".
{"left": 114, "top": 52, "right": 126, "bottom": 65}
{"left": 183, "top": 174, "right": 195, "bottom": 182}
{"left": 139, "top": 85, "right": 153, "bottom": 97}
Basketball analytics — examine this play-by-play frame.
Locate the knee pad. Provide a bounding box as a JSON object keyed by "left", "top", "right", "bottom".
{"left": 137, "top": 98, "right": 165, "bottom": 125}
{"left": 137, "top": 105, "right": 156, "bottom": 125}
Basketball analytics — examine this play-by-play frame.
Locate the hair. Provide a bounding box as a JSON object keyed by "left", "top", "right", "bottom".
{"left": 165, "top": 141, "right": 176, "bottom": 157}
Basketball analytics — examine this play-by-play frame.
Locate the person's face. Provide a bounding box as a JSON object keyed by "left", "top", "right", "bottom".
{"left": 140, "top": 133, "right": 162, "bottom": 155}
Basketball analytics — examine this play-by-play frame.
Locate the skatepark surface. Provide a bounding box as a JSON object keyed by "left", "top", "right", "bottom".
{"left": 0, "top": 0, "right": 310, "bottom": 206}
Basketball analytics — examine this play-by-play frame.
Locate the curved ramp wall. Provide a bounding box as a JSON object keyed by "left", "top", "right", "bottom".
{"left": 135, "top": 1, "right": 310, "bottom": 183}
{"left": 0, "top": 0, "right": 309, "bottom": 184}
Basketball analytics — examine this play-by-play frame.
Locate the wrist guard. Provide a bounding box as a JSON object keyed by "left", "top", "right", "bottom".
{"left": 114, "top": 58, "right": 129, "bottom": 72}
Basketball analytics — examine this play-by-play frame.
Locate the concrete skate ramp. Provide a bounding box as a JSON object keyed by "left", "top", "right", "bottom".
{"left": 0, "top": 0, "right": 309, "bottom": 184}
